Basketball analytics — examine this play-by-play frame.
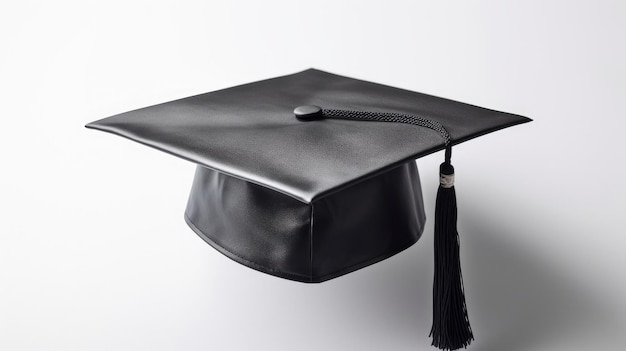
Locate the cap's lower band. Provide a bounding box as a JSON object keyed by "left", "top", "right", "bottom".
{"left": 185, "top": 162, "right": 427, "bottom": 283}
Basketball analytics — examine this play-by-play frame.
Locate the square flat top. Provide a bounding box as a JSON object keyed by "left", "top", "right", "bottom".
{"left": 86, "top": 68, "right": 530, "bottom": 203}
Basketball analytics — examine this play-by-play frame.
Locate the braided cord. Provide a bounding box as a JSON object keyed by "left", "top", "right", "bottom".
{"left": 322, "top": 108, "right": 451, "bottom": 147}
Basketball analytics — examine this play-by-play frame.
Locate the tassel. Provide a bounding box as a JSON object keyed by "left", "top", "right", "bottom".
{"left": 300, "top": 106, "right": 474, "bottom": 349}
{"left": 430, "top": 146, "right": 473, "bottom": 350}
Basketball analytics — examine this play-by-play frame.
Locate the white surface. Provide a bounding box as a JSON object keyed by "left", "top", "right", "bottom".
{"left": 1, "top": 1, "right": 625, "bottom": 350}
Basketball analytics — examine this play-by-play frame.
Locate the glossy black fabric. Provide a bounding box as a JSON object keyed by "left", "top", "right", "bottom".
{"left": 185, "top": 162, "right": 426, "bottom": 282}
{"left": 85, "top": 68, "right": 530, "bottom": 282}
{"left": 86, "top": 68, "right": 531, "bottom": 203}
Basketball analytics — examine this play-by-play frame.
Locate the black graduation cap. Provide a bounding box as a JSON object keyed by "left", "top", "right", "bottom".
{"left": 86, "top": 68, "right": 531, "bottom": 350}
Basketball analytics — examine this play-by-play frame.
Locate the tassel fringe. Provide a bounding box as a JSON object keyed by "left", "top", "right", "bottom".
{"left": 430, "top": 162, "right": 473, "bottom": 350}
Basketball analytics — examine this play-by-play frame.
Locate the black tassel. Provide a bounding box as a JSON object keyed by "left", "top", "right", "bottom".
{"left": 312, "top": 107, "right": 473, "bottom": 348}
{"left": 430, "top": 146, "right": 473, "bottom": 350}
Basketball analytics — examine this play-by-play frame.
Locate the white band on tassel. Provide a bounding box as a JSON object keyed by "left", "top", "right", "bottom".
{"left": 440, "top": 173, "right": 455, "bottom": 188}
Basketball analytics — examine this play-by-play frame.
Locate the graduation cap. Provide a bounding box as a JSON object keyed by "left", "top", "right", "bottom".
{"left": 86, "top": 68, "right": 531, "bottom": 350}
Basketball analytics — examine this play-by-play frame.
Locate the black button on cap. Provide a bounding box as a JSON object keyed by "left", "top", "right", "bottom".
{"left": 294, "top": 105, "right": 323, "bottom": 121}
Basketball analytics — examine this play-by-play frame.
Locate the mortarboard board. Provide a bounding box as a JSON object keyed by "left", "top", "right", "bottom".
{"left": 86, "top": 68, "right": 531, "bottom": 350}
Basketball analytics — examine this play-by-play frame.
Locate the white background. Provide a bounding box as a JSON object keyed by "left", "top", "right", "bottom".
{"left": 1, "top": 1, "right": 625, "bottom": 350}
